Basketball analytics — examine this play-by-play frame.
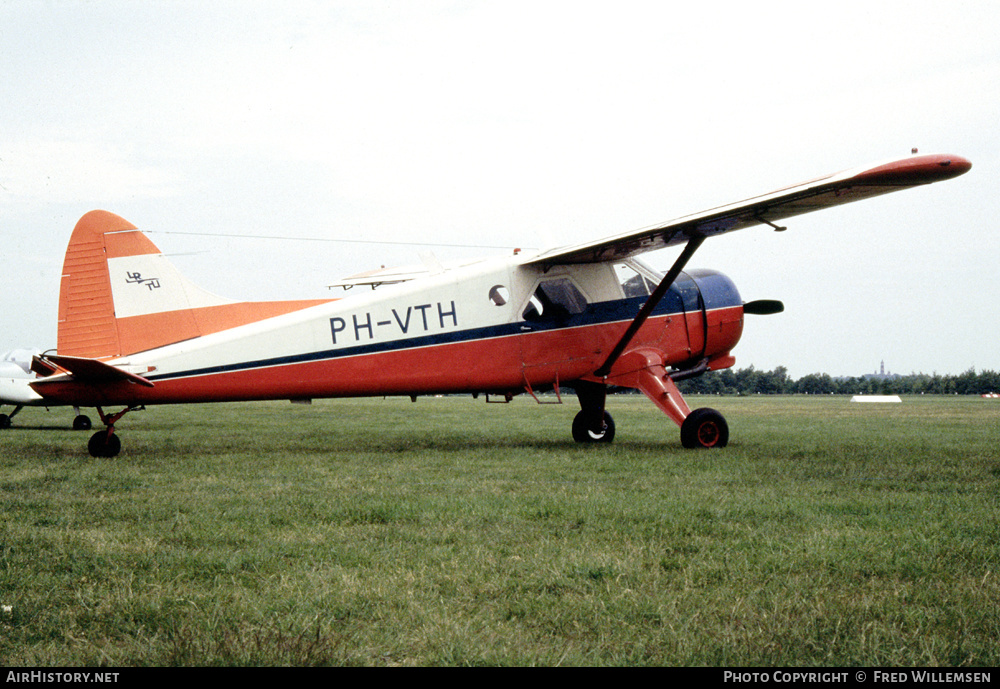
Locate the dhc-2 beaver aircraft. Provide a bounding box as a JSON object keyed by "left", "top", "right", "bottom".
{"left": 15, "top": 153, "right": 970, "bottom": 456}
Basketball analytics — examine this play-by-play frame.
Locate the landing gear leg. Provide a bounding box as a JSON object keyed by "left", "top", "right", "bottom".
{"left": 609, "top": 350, "right": 729, "bottom": 449}
{"left": 87, "top": 406, "right": 134, "bottom": 458}
{"left": 639, "top": 372, "right": 728, "bottom": 449}
{"left": 572, "top": 380, "right": 615, "bottom": 443}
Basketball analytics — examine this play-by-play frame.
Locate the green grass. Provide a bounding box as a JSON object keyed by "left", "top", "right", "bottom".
{"left": 0, "top": 395, "right": 998, "bottom": 666}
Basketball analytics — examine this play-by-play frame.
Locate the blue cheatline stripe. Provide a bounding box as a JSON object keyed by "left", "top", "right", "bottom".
{"left": 144, "top": 290, "right": 742, "bottom": 384}
{"left": 146, "top": 319, "right": 524, "bottom": 382}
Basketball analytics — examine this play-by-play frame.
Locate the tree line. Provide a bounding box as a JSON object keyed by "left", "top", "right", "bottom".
{"left": 672, "top": 366, "right": 1000, "bottom": 396}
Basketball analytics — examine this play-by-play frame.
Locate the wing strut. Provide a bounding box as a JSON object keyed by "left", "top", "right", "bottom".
{"left": 594, "top": 234, "right": 707, "bottom": 378}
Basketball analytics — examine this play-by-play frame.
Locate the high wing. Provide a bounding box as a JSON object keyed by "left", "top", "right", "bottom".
{"left": 525, "top": 153, "right": 972, "bottom": 266}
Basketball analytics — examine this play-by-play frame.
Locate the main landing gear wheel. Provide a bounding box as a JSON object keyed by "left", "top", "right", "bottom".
{"left": 681, "top": 408, "right": 729, "bottom": 449}
{"left": 0, "top": 414, "right": 10, "bottom": 430}
{"left": 88, "top": 431, "right": 122, "bottom": 458}
{"left": 572, "top": 410, "right": 616, "bottom": 443}
{"left": 73, "top": 415, "right": 92, "bottom": 431}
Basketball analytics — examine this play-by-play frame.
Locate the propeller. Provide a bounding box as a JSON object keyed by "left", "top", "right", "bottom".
{"left": 743, "top": 299, "right": 784, "bottom": 315}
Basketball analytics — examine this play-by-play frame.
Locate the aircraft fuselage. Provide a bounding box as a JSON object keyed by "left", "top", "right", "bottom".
{"left": 33, "top": 257, "right": 743, "bottom": 407}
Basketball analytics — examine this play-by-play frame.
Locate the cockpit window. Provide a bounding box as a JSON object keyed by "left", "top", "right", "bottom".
{"left": 614, "top": 262, "right": 701, "bottom": 313}
{"left": 613, "top": 263, "right": 655, "bottom": 298}
{"left": 522, "top": 278, "right": 588, "bottom": 321}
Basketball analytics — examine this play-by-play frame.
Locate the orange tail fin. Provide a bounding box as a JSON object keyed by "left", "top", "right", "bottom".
{"left": 58, "top": 211, "right": 333, "bottom": 358}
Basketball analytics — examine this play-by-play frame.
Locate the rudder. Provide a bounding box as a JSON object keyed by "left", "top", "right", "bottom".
{"left": 58, "top": 211, "right": 136, "bottom": 358}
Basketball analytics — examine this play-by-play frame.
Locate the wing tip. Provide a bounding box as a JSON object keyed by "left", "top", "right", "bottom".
{"left": 853, "top": 153, "right": 972, "bottom": 186}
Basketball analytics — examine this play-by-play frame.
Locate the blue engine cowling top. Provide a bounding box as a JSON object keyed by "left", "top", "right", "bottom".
{"left": 664, "top": 269, "right": 746, "bottom": 374}
{"left": 666, "top": 269, "right": 744, "bottom": 314}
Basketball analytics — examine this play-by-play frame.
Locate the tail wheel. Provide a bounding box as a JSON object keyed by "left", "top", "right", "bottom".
{"left": 88, "top": 431, "right": 122, "bottom": 458}
{"left": 572, "top": 410, "right": 616, "bottom": 443}
{"left": 680, "top": 408, "right": 729, "bottom": 449}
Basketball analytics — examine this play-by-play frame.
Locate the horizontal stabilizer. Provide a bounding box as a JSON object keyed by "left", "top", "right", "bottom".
{"left": 32, "top": 354, "right": 155, "bottom": 388}
{"left": 30, "top": 356, "right": 61, "bottom": 377}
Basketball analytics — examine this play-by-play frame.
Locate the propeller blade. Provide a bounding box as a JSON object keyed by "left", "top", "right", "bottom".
{"left": 743, "top": 299, "right": 784, "bottom": 315}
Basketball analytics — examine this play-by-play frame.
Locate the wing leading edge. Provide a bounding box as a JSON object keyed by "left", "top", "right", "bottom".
{"left": 525, "top": 153, "right": 971, "bottom": 266}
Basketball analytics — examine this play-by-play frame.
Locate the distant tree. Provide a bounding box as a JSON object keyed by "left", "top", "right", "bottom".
{"left": 794, "top": 373, "right": 834, "bottom": 395}
{"left": 675, "top": 365, "right": 1000, "bottom": 396}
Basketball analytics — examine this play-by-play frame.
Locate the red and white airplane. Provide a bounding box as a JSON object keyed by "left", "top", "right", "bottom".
{"left": 14, "top": 153, "right": 970, "bottom": 456}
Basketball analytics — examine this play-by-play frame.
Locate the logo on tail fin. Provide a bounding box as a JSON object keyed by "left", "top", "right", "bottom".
{"left": 125, "top": 272, "right": 161, "bottom": 290}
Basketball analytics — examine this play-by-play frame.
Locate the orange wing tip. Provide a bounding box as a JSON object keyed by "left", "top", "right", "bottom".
{"left": 853, "top": 154, "right": 972, "bottom": 185}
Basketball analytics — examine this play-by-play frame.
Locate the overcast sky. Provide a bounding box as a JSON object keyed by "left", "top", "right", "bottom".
{"left": 2, "top": 1, "right": 997, "bottom": 378}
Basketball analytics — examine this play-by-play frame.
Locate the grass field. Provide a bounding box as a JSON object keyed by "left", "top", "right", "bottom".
{"left": 1, "top": 394, "right": 998, "bottom": 666}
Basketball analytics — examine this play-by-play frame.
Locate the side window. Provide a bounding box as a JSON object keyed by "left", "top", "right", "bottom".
{"left": 613, "top": 263, "right": 655, "bottom": 298}
{"left": 488, "top": 285, "right": 510, "bottom": 306}
{"left": 522, "top": 278, "right": 588, "bottom": 322}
